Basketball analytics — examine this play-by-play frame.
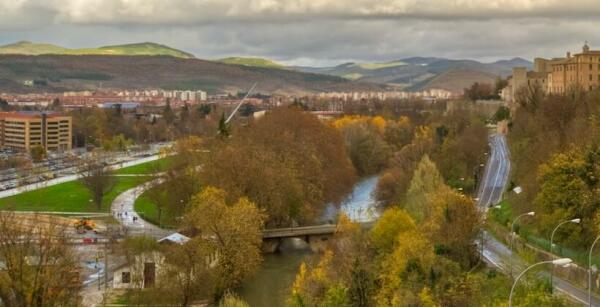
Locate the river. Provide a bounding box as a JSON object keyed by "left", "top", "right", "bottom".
{"left": 238, "top": 176, "right": 380, "bottom": 307}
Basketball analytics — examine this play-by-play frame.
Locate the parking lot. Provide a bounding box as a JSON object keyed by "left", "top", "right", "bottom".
{"left": 0, "top": 143, "right": 169, "bottom": 192}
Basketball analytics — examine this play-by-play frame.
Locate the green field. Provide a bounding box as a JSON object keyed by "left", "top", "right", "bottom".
{"left": 0, "top": 176, "right": 152, "bottom": 212}
{"left": 134, "top": 188, "right": 178, "bottom": 229}
{"left": 0, "top": 157, "right": 169, "bottom": 213}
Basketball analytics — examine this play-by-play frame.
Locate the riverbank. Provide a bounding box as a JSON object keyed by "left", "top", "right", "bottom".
{"left": 239, "top": 176, "right": 380, "bottom": 306}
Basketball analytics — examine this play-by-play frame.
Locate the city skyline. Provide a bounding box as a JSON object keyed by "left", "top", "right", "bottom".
{"left": 2, "top": 0, "right": 600, "bottom": 66}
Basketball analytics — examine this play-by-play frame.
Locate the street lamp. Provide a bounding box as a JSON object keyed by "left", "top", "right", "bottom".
{"left": 509, "top": 258, "right": 572, "bottom": 307}
{"left": 510, "top": 211, "right": 535, "bottom": 278}
{"left": 550, "top": 218, "right": 581, "bottom": 290}
{"left": 589, "top": 236, "right": 600, "bottom": 306}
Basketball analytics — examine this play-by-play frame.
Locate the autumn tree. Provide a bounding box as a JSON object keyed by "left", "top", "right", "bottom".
{"left": 0, "top": 212, "right": 81, "bottom": 307}
{"left": 464, "top": 82, "right": 496, "bottom": 101}
{"left": 334, "top": 116, "right": 392, "bottom": 176}
{"left": 79, "top": 156, "right": 116, "bottom": 210}
{"left": 534, "top": 146, "right": 599, "bottom": 246}
{"left": 202, "top": 107, "right": 356, "bottom": 226}
{"left": 30, "top": 145, "right": 46, "bottom": 162}
{"left": 159, "top": 239, "right": 215, "bottom": 306}
{"left": 404, "top": 155, "right": 450, "bottom": 223}
{"left": 185, "top": 187, "right": 265, "bottom": 298}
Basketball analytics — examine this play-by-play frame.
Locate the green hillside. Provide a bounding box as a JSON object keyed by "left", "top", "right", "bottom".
{"left": 218, "top": 57, "right": 285, "bottom": 69}
{"left": 0, "top": 41, "right": 195, "bottom": 58}
{"left": 355, "top": 60, "right": 407, "bottom": 70}
{"left": 0, "top": 41, "right": 68, "bottom": 55}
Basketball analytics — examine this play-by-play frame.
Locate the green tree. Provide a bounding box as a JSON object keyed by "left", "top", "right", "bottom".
{"left": 404, "top": 155, "right": 450, "bottom": 223}
{"left": 534, "top": 146, "right": 599, "bottom": 246}
{"left": 218, "top": 112, "right": 229, "bottom": 137}
{"left": 493, "top": 105, "right": 511, "bottom": 122}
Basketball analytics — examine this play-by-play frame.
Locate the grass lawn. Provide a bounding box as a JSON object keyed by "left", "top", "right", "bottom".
{"left": 0, "top": 176, "right": 152, "bottom": 212}
{"left": 113, "top": 157, "right": 172, "bottom": 175}
{"left": 134, "top": 187, "right": 178, "bottom": 229}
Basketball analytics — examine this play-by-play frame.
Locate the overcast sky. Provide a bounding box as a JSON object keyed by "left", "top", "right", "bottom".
{"left": 2, "top": 0, "right": 600, "bottom": 66}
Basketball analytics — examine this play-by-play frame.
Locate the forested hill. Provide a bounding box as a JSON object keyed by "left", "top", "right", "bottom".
{"left": 0, "top": 54, "right": 383, "bottom": 94}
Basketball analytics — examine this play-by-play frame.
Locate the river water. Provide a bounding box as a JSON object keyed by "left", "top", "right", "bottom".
{"left": 238, "top": 176, "right": 380, "bottom": 307}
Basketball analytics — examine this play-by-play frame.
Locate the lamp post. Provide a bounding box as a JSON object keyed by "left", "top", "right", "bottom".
{"left": 550, "top": 218, "right": 580, "bottom": 291}
{"left": 509, "top": 258, "right": 572, "bottom": 307}
{"left": 510, "top": 211, "right": 535, "bottom": 279}
{"left": 589, "top": 236, "right": 600, "bottom": 306}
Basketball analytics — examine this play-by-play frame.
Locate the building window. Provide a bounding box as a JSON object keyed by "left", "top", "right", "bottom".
{"left": 591, "top": 75, "right": 594, "bottom": 81}
{"left": 122, "top": 272, "right": 131, "bottom": 283}
{"left": 591, "top": 64, "right": 594, "bottom": 70}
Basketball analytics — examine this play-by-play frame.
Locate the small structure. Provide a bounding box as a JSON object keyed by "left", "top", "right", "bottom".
{"left": 112, "top": 232, "right": 191, "bottom": 289}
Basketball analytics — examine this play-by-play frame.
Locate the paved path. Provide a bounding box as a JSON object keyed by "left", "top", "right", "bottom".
{"left": 109, "top": 178, "right": 170, "bottom": 239}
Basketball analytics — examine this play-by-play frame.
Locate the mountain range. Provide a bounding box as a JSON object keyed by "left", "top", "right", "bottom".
{"left": 0, "top": 41, "right": 195, "bottom": 59}
{"left": 0, "top": 41, "right": 533, "bottom": 94}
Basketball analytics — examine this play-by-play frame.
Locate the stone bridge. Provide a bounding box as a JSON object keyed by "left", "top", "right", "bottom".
{"left": 261, "top": 222, "right": 373, "bottom": 253}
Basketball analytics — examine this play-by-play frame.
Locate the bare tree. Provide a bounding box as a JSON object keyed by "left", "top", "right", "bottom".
{"left": 79, "top": 156, "right": 116, "bottom": 210}
{"left": 0, "top": 212, "right": 81, "bottom": 307}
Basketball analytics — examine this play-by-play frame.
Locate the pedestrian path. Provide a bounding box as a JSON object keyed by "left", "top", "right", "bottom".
{"left": 109, "top": 178, "right": 170, "bottom": 239}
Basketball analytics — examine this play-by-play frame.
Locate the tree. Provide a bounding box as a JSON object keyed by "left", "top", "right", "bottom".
{"left": 337, "top": 120, "right": 391, "bottom": 176}
{"left": 79, "top": 157, "right": 116, "bottom": 210}
{"left": 404, "top": 155, "right": 450, "bottom": 223}
{"left": 30, "top": 145, "right": 46, "bottom": 162}
{"left": 534, "top": 146, "right": 599, "bottom": 246}
{"left": 185, "top": 187, "right": 265, "bottom": 298}
{"left": 218, "top": 112, "right": 229, "bottom": 137}
{"left": 0, "top": 98, "right": 10, "bottom": 111}
{"left": 464, "top": 82, "right": 496, "bottom": 101}
{"left": 493, "top": 105, "right": 511, "bottom": 122}
{"left": 202, "top": 107, "right": 356, "bottom": 226}
{"left": 51, "top": 98, "right": 61, "bottom": 110}
{"left": 102, "top": 134, "right": 133, "bottom": 151}
{"left": 163, "top": 99, "right": 175, "bottom": 124}
{"left": 494, "top": 77, "right": 509, "bottom": 95}
{"left": 218, "top": 293, "right": 250, "bottom": 307}
{"left": 370, "top": 208, "right": 417, "bottom": 253}
{"left": 159, "top": 239, "right": 215, "bottom": 306}
{"left": 0, "top": 212, "right": 81, "bottom": 307}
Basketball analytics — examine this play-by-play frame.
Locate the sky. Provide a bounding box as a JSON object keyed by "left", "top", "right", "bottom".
{"left": 2, "top": 0, "right": 600, "bottom": 66}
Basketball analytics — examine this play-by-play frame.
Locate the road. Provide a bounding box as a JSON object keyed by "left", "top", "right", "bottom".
{"left": 477, "top": 134, "right": 511, "bottom": 208}
{"left": 477, "top": 133, "right": 600, "bottom": 305}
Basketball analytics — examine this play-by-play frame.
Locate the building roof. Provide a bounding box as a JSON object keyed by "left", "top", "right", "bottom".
{"left": 157, "top": 232, "right": 191, "bottom": 245}
{"left": 0, "top": 111, "right": 68, "bottom": 120}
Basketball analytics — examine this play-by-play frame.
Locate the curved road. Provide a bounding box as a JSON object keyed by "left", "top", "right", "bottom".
{"left": 477, "top": 133, "right": 599, "bottom": 305}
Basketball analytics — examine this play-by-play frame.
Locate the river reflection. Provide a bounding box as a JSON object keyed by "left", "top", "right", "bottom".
{"left": 238, "top": 176, "right": 380, "bottom": 307}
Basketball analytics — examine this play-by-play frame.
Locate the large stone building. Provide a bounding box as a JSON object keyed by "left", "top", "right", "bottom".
{"left": 502, "top": 43, "right": 600, "bottom": 102}
{"left": 0, "top": 112, "right": 72, "bottom": 152}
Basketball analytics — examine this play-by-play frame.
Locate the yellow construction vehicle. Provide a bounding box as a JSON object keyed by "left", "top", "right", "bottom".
{"left": 73, "top": 218, "right": 96, "bottom": 234}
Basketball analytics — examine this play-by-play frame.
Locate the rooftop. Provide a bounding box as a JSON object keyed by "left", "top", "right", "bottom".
{"left": 0, "top": 111, "right": 68, "bottom": 119}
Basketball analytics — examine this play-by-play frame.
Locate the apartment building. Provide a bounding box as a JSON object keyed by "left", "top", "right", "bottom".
{"left": 503, "top": 43, "right": 600, "bottom": 102}
{"left": 548, "top": 43, "right": 600, "bottom": 94}
{"left": 0, "top": 112, "right": 72, "bottom": 152}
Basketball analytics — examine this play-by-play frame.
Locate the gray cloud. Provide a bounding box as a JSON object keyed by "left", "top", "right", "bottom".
{"left": 1, "top": 0, "right": 600, "bottom": 66}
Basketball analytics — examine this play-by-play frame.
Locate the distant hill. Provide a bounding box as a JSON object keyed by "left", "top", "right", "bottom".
{"left": 293, "top": 57, "right": 533, "bottom": 93}
{"left": 0, "top": 41, "right": 195, "bottom": 59}
{"left": 0, "top": 54, "right": 383, "bottom": 94}
{"left": 409, "top": 68, "right": 498, "bottom": 93}
{"left": 218, "top": 57, "right": 285, "bottom": 69}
